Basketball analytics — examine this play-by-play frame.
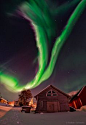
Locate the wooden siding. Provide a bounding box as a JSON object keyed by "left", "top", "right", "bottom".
{"left": 47, "top": 101, "right": 60, "bottom": 112}
{"left": 69, "top": 86, "right": 86, "bottom": 109}
{"left": 35, "top": 85, "right": 70, "bottom": 112}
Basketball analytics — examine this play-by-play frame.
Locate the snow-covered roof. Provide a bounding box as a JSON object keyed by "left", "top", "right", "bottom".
{"left": 0, "top": 98, "right": 7, "bottom": 102}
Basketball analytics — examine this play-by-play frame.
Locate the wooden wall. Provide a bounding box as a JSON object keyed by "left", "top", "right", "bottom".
{"left": 35, "top": 86, "right": 70, "bottom": 112}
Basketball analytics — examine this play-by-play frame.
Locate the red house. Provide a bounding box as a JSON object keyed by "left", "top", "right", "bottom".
{"left": 34, "top": 85, "right": 70, "bottom": 113}
{"left": 69, "top": 86, "right": 86, "bottom": 109}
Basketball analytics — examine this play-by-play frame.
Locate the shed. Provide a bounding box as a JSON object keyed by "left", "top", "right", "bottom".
{"left": 69, "top": 86, "right": 86, "bottom": 109}
{"left": 34, "top": 85, "right": 70, "bottom": 113}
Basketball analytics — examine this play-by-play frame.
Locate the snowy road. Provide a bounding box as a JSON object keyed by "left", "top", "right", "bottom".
{"left": 0, "top": 106, "right": 86, "bottom": 125}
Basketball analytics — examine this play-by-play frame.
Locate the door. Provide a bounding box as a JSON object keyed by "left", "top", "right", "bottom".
{"left": 47, "top": 102, "right": 54, "bottom": 112}
{"left": 47, "top": 102, "right": 60, "bottom": 112}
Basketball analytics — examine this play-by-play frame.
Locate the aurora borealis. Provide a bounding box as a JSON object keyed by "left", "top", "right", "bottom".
{"left": 0, "top": 0, "right": 86, "bottom": 96}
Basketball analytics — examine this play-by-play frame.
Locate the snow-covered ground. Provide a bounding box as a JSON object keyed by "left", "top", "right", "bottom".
{"left": 0, "top": 106, "right": 86, "bottom": 125}
{"left": 0, "top": 105, "right": 12, "bottom": 118}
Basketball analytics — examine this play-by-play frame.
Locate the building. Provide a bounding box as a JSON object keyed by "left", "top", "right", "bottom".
{"left": 69, "top": 86, "right": 86, "bottom": 109}
{"left": 34, "top": 85, "right": 70, "bottom": 113}
{"left": 0, "top": 98, "right": 8, "bottom": 104}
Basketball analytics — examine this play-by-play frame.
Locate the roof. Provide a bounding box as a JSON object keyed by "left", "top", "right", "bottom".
{"left": 70, "top": 86, "right": 86, "bottom": 102}
{"left": 0, "top": 98, "right": 7, "bottom": 102}
{"left": 34, "top": 85, "right": 71, "bottom": 98}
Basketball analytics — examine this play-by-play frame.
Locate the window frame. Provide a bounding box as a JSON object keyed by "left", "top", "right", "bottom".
{"left": 46, "top": 89, "right": 58, "bottom": 97}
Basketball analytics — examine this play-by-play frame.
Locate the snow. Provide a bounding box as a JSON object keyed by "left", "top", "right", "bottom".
{"left": 0, "top": 102, "right": 11, "bottom": 107}
{"left": 0, "top": 106, "right": 86, "bottom": 125}
{"left": 0, "top": 105, "right": 12, "bottom": 118}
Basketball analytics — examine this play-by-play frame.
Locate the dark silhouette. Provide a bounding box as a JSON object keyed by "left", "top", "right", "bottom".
{"left": 18, "top": 89, "right": 32, "bottom": 106}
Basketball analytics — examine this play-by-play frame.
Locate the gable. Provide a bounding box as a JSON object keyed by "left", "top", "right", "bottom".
{"left": 34, "top": 85, "right": 70, "bottom": 98}
{"left": 46, "top": 89, "right": 57, "bottom": 97}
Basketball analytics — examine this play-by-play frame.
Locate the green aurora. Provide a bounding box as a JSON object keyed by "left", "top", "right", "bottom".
{"left": 0, "top": 0, "right": 86, "bottom": 92}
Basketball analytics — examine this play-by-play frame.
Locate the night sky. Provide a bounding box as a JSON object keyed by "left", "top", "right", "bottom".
{"left": 0, "top": 0, "right": 86, "bottom": 101}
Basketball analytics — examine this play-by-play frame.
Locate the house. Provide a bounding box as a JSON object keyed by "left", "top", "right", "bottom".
{"left": 34, "top": 85, "right": 71, "bottom": 113}
{"left": 0, "top": 98, "right": 8, "bottom": 104}
{"left": 69, "top": 86, "right": 86, "bottom": 109}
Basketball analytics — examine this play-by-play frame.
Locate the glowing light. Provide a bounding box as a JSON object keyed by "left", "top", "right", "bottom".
{"left": 33, "top": 0, "right": 86, "bottom": 88}
{"left": 29, "top": 98, "right": 33, "bottom": 106}
{"left": 8, "top": 101, "right": 14, "bottom": 106}
{"left": 0, "top": 0, "right": 86, "bottom": 92}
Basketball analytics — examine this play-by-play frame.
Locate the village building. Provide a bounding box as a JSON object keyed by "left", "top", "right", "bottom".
{"left": 69, "top": 86, "right": 86, "bottom": 109}
{"left": 34, "top": 85, "right": 71, "bottom": 113}
{"left": 0, "top": 98, "right": 8, "bottom": 104}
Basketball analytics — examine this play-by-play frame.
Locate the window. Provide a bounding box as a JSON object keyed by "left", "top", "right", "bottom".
{"left": 46, "top": 90, "right": 57, "bottom": 97}
{"left": 47, "top": 91, "right": 51, "bottom": 96}
{"left": 52, "top": 91, "right": 55, "bottom": 93}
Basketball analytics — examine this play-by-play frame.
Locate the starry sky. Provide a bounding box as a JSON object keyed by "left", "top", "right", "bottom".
{"left": 0, "top": 0, "right": 86, "bottom": 101}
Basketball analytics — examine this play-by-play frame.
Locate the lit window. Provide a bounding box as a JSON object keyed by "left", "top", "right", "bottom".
{"left": 46, "top": 90, "right": 57, "bottom": 97}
